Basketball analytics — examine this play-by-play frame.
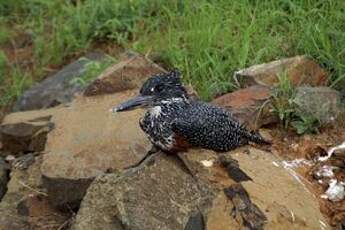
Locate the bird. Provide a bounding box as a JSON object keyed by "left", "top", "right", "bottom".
{"left": 112, "top": 70, "right": 268, "bottom": 154}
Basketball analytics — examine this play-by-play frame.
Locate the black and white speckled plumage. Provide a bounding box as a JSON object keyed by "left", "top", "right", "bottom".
{"left": 117, "top": 70, "right": 267, "bottom": 152}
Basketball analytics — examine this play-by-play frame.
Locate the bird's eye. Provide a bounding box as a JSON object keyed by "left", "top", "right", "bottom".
{"left": 155, "top": 85, "right": 164, "bottom": 92}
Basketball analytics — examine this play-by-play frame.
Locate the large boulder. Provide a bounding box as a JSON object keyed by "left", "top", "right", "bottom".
{"left": 3, "top": 90, "right": 152, "bottom": 208}
{"left": 72, "top": 153, "right": 214, "bottom": 230}
{"left": 234, "top": 55, "right": 327, "bottom": 87}
{"left": 40, "top": 91, "right": 151, "bottom": 207}
{"left": 12, "top": 52, "right": 106, "bottom": 112}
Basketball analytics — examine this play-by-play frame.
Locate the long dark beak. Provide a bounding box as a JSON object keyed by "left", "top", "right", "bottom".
{"left": 111, "top": 95, "right": 154, "bottom": 112}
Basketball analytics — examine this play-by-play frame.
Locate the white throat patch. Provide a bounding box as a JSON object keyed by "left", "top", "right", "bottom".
{"left": 161, "top": 97, "right": 184, "bottom": 104}
{"left": 150, "top": 106, "right": 162, "bottom": 118}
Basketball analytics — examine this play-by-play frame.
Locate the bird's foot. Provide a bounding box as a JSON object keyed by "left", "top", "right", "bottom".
{"left": 13, "top": 153, "right": 36, "bottom": 170}
{"left": 122, "top": 148, "right": 159, "bottom": 176}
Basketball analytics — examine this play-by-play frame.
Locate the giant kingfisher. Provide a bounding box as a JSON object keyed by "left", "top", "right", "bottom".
{"left": 112, "top": 70, "right": 268, "bottom": 155}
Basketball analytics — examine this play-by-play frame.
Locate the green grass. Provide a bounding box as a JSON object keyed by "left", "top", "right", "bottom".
{"left": 0, "top": 0, "right": 344, "bottom": 105}
{"left": 0, "top": 50, "right": 7, "bottom": 84}
{"left": 0, "top": 66, "right": 32, "bottom": 107}
{"left": 271, "top": 72, "right": 296, "bottom": 129}
{"left": 271, "top": 72, "right": 321, "bottom": 134}
{"left": 291, "top": 115, "right": 319, "bottom": 134}
{"left": 0, "top": 24, "right": 13, "bottom": 44}
{"left": 69, "top": 56, "right": 116, "bottom": 87}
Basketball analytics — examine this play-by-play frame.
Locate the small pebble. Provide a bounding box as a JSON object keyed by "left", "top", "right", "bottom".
{"left": 200, "top": 160, "right": 214, "bottom": 167}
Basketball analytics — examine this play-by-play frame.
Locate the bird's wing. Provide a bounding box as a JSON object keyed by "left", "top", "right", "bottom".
{"left": 171, "top": 118, "right": 204, "bottom": 148}
{"left": 171, "top": 105, "right": 243, "bottom": 152}
{"left": 172, "top": 101, "right": 268, "bottom": 151}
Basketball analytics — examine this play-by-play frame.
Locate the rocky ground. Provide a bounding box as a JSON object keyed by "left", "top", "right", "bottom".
{"left": 0, "top": 52, "right": 344, "bottom": 229}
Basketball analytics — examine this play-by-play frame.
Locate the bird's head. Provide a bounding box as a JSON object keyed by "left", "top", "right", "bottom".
{"left": 112, "top": 70, "right": 188, "bottom": 112}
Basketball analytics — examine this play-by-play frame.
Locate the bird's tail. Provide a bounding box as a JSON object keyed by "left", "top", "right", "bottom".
{"left": 245, "top": 131, "right": 271, "bottom": 145}
{"left": 237, "top": 126, "right": 270, "bottom": 145}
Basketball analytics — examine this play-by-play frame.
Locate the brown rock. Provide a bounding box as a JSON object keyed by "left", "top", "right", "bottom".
{"left": 72, "top": 153, "right": 213, "bottom": 230}
{"left": 206, "top": 192, "right": 240, "bottom": 230}
{"left": 234, "top": 55, "right": 327, "bottom": 87}
{"left": 41, "top": 91, "right": 151, "bottom": 207}
{"left": 84, "top": 52, "right": 165, "bottom": 96}
{"left": 212, "top": 85, "right": 276, "bottom": 130}
{"left": 233, "top": 148, "right": 328, "bottom": 229}
{"left": 0, "top": 115, "right": 53, "bottom": 155}
{"left": 178, "top": 148, "right": 329, "bottom": 229}
{"left": 2, "top": 89, "right": 151, "bottom": 208}
{"left": 0, "top": 156, "right": 69, "bottom": 230}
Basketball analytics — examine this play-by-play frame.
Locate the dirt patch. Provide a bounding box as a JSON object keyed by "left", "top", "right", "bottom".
{"left": 267, "top": 116, "right": 345, "bottom": 227}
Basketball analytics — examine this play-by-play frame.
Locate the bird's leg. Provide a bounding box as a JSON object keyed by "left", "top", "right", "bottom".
{"left": 13, "top": 153, "right": 36, "bottom": 170}
{"left": 148, "top": 145, "right": 160, "bottom": 155}
{"left": 122, "top": 145, "right": 160, "bottom": 175}
{"left": 174, "top": 152, "right": 197, "bottom": 178}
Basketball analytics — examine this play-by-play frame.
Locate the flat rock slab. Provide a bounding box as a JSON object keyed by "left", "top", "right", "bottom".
{"left": 178, "top": 148, "right": 329, "bottom": 229}
{"left": 235, "top": 55, "right": 327, "bottom": 87}
{"left": 2, "top": 90, "right": 152, "bottom": 207}
{"left": 212, "top": 85, "right": 276, "bottom": 130}
{"left": 12, "top": 52, "right": 106, "bottom": 112}
{"left": 41, "top": 91, "right": 151, "bottom": 207}
{"left": 72, "top": 153, "right": 213, "bottom": 230}
{"left": 233, "top": 148, "right": 329, "bottom": 230}
{"left": 84, "top": 52, "right": 165, "bottom": 96}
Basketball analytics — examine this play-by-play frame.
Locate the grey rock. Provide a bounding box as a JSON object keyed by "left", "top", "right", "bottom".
{"left": 72, "top": 153, "right": 213, "bottom": 230}
{"left": 13, "top": 52, "right": 106, "bottom": 112}
{"left": 294, "top": 86, "right": 342, "bottom": 123}
{"left": 0, "top": 115, "right": 53, "bottom": 155}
